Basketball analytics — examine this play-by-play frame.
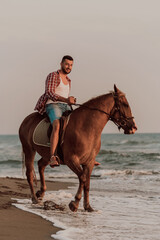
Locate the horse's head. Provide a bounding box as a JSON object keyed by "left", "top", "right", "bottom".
{"left": 110, "top": 85, "right": 137, "bottom": 134}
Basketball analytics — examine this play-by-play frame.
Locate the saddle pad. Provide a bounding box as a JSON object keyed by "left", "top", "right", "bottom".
{"left": 33, "top": 118, "right": 51, "bottom": 147}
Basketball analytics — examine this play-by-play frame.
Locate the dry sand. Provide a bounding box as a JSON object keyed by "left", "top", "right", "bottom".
{"left": 0, "top": 177, "right": 73, "bottom": 240}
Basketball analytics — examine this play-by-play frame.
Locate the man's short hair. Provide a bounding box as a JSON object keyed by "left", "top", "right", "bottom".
{"left": 62, "top": 55, "right": 73, "bottom": 63}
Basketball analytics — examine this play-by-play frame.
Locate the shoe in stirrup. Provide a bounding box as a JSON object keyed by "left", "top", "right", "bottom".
{"left": 49, "top": 155, "right": 60, "bottom": 168}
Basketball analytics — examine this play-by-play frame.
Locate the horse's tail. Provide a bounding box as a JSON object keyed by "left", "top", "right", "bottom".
{"left": 21, "top": 149, "right": 25, "bottom": 178}
{"left": 21, "top": 149, "right": 37, "bottom": 186}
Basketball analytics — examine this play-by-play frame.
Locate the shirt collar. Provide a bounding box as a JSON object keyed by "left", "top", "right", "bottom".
{"left": 57, "top": 69, "right": 71, "bottom": 82}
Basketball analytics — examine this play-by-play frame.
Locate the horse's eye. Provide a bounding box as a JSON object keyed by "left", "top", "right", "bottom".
{"left": 121, "top": 120, "right": 126, "bottom": 126}
{"left": 123, "top": 103, "right": 129, "bottom": 108}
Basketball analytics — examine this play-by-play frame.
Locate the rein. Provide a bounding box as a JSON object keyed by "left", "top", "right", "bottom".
{"left": 72, "top": 103, "right": 111, "bottom": 117}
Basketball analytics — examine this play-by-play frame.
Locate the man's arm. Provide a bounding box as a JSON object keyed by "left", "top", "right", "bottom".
{"left": 45, "top": 73, "right": 59, "bottom": 101}
{"left": 57, "top": 95, "right": 76, "bottom": 104}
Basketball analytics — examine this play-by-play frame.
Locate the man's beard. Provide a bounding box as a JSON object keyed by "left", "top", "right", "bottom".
{"left": 61, "top": 66, "right": 71, "bottom": 74}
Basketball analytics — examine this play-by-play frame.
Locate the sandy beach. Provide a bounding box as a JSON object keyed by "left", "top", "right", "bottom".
{"left": 0, "top": 177, "right": 73, "bottom": 240}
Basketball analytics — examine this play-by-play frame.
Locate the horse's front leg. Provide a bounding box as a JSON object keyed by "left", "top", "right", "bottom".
{"left": 69, "top": 172, "right": 86, "bottom": 212}
{"left": 67, "top": 157, "right": 87, "bottom": 212}
{"left": 83, "top": 162, "right": 95, "bottom": 212}
{"left": 36, "top": 158, "right": 48, "bottom": 200}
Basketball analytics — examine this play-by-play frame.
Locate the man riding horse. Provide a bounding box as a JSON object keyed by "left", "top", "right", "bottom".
{"left": 34, "top": 55, "right": 100, "bottom": 167}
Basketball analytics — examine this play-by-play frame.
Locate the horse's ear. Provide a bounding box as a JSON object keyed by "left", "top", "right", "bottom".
{"left": 114, "top": 84, "right": 118, "bottom": 93}
{"left": 114, "top": 84, "right": 125, "bottom": 97}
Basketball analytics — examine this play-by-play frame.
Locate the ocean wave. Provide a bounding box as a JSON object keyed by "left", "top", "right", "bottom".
{"left": 102, "top": 140, "right": 149, "bottom": 146}
{"left": 98, "top": 150, "right": 160, "bottom": 161}
{"left": 139, "top": 152, "right": 160, "bottom": 159}
{"left": 102, "top": 138, "right": 160, "bottom": 147}
{"left": 0, "top": 159, "right": 21, "bottom": 165}
{"left": 48, "top": 173, "right": 77, "bottom": 180}
{"left": 98, "top": 150, "right": 115, "bottom": 155}
{"left": 92, "top": 169, "right": 160, "bottom": 177}
{"left": 99, "top": 149, "right": 131, "bottom": 157}
{"left": 119, "top": 140, "right": 150, "bottom": 145}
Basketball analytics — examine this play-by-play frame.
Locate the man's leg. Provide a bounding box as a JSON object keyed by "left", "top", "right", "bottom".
{"left": 45, "top": 103, "right": 62, "bottom": 167}
{"left": 49, "top": 119, "right": 60, "bottom": 167}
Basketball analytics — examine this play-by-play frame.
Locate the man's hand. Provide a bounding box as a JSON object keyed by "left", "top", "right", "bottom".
{"left": 68, "top": 96, "right": 76, "bottom": 105}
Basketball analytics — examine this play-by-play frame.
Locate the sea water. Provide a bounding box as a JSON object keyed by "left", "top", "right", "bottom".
{"left": 1, "top": 133, "right": 160, "bottom": 240}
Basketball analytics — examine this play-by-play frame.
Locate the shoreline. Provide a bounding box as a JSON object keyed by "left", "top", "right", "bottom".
{"left": 0, "top": 177, "right": 74, "bottom": 240}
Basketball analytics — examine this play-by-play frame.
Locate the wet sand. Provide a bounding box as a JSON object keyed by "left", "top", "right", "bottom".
{"left": 0, "top": 177, "right": 73, "bottom": 240}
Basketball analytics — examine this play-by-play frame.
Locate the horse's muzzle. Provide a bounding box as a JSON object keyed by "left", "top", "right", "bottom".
{"left": 124, "top": 119, "right": 137, "bottom": 134}
{"left": 124, "top": 125, "right": 137, "bottom": 134}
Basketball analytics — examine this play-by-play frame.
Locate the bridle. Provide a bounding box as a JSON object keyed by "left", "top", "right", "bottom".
{"left": 109, "top": 97, "right": 134, "bottom": 130}
{"left": 72, "top": 93, "right": 134, "bottom": 131}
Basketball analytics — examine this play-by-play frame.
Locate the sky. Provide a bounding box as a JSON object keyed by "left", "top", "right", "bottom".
{"left": 0, "top": 0, "right": 160, "bottom": 134}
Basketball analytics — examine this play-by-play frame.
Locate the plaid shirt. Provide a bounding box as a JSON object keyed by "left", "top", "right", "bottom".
{"left": 34, "top": 70, "right": 71, "bottom": 114}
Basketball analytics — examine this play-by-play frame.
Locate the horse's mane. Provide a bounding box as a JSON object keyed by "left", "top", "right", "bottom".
{"left": 82, "top": 93, "right": 111, "bottom": 107}
{"left": 81, "top": 89, "right": 126, "bottom": 108}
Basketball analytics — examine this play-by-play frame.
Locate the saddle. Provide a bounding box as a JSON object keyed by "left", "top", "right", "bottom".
{"left": 33, "top": 110, "right": 72, "bottom": 162}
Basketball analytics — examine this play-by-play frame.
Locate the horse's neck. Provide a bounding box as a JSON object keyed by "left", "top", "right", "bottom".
{"left": 85, "top": 93, "right": 114, "bottom": 114}
{"left": 84, "top": 93, "right": 115, "bottom": 132}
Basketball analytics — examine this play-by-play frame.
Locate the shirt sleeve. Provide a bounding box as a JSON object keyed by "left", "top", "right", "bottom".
{"left": 45, "top": 72, "right": 60, "bottom": 101}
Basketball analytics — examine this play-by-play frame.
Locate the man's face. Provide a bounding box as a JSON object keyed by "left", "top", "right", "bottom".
{"left": 61, "top": 59, "right": 73, "bottom": 74}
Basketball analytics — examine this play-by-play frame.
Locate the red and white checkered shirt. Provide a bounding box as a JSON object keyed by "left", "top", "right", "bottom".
{"left": 34, "top": 70, "right": 71, "bottom": 114}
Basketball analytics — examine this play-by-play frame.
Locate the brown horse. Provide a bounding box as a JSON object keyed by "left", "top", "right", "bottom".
{"left": 19, "top": 85, "right": 137, "bottom": 212}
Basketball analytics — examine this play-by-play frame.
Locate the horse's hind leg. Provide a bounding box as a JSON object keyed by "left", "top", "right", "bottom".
{"left": 25, "top": 150, "right": 39, "bottom": 203}
{"left": 36, "top": 158, "right": 48, "bottom": 200}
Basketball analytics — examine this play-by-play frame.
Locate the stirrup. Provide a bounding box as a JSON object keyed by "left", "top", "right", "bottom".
{"left": 49, "top": 155, "right": 60, "bottom": 167}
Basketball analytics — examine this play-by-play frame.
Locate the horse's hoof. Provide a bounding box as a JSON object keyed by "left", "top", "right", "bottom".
{"left": 36, "top": 190, "right": 44, "bottom": 199}
{"left": 32, "top": 197, "right": 39, "bottom": 204}
{"left": 69, "top": 201, "right": 78, "bottom": 212}
{"left": 84, "top": 205, "right": 94, "bottom": 212}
